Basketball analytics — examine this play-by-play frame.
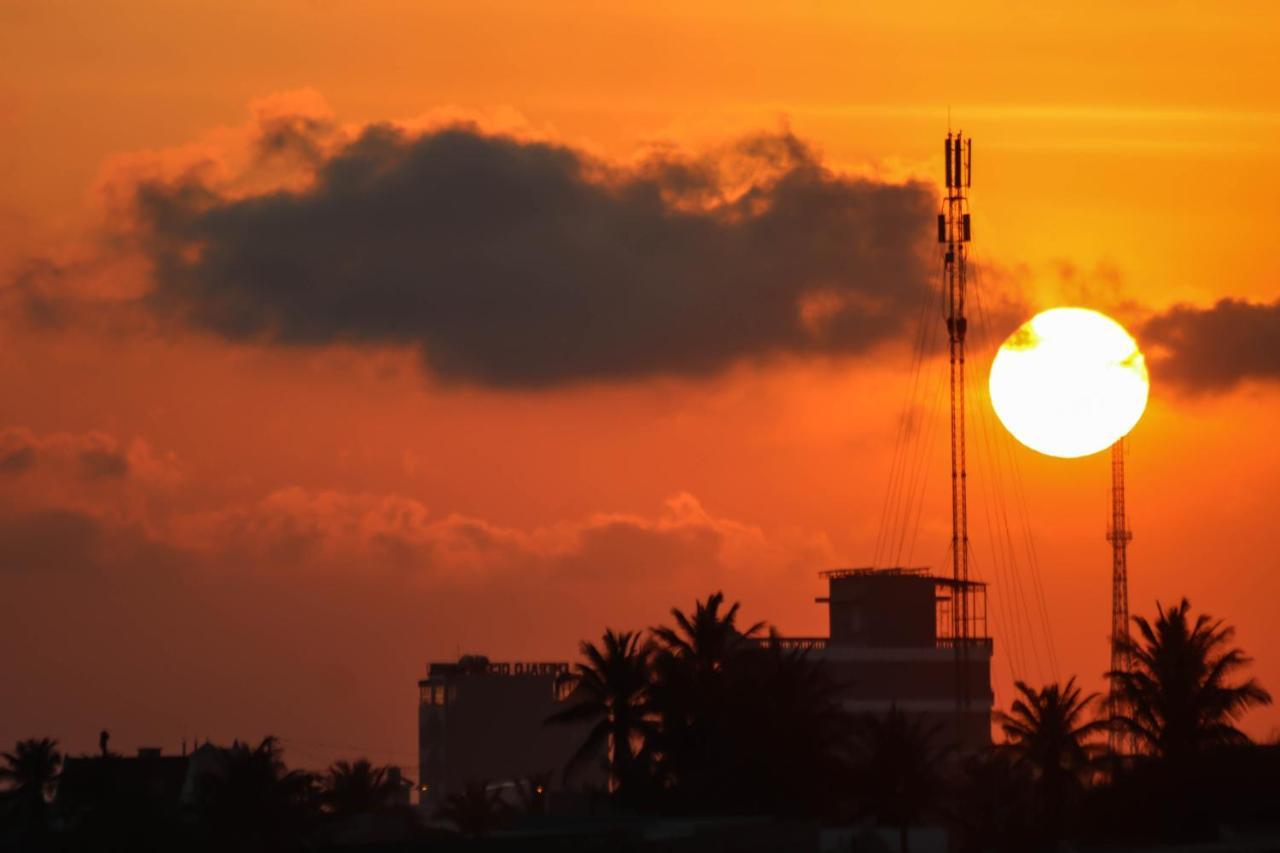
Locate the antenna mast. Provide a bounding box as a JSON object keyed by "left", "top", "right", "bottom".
{"left": 1107, "top": 438, "right": 1132, "bottom": 753}
{"left": 941, "top": 133, "right": 973, "bottom": 710}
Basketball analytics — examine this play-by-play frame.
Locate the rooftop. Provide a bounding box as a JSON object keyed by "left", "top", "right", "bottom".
{"left": 423, "top": 659, "right": 569, "bottom": 682}
{"left": 820, "top": 566, "right": 987, "bottom": 588}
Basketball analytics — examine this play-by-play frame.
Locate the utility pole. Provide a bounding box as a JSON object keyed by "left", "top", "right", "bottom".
{"left": 941, "top": 133, "right": 973, "bottom": 710}
{"left": 1107, "top": 437, "right": 1132, "bottom": 754}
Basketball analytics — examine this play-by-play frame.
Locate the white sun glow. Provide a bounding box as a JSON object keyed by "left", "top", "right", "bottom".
{"left": 989, "top": 307, "right": 1149, "bottom": 459}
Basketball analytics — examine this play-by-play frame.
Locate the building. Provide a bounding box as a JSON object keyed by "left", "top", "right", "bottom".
{"left": 55, "top": 747, "right": 191, "bottom": 820}
{"left": 52, "top": 745, "right": 214, "bottom": 836}
{"left": 772, "top": 567, "right": 994, "bottom": 752}
{"left": 417, "top": 655, "right": 603, "bottom": 805}
{"left": 417, "top": 569, "right": 992, "bottom": 804}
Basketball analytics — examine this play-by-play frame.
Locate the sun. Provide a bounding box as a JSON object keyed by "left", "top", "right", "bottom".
{"left": 989, "top": 307, "right": 1149, "bottom": 459}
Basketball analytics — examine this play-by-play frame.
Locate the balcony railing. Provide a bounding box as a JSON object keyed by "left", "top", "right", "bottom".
{"left": 935, "top": 636, "right": 994, "bottom": 652}
{"left": 751, "top": 635, "right": 994, "bottom": 653}
{"left": 755, "top": 636, "right": 829, "bottom": 651}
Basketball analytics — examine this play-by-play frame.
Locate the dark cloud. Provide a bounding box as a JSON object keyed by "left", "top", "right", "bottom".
{"left": 137, "top": 124, "right": 936, "bottom": 387}
{"left": 1141, "top": 297, "right": 1280, "bottom": 392}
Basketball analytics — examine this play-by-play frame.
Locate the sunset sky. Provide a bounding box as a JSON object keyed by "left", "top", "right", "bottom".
{"left": 4, "top": 1, "right": 1280, "bottom": 770}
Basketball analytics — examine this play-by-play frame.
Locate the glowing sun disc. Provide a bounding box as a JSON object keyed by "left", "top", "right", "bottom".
{"left": 989, "top": 307, "right": 1149, "bottom": 459}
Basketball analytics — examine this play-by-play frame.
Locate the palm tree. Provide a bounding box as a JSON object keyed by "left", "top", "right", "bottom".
{"left": 0, "top": 737, "right": 62, "bottom": 804}
{"left": 193, "top": 736, "right": 318, "bottom": 850}
{"left": 647, "top": 592, "right": 767, "bottom": 810}
{"left": 546, "top": 629, "right": 654, "bottom": 795}
{"left": 0, "top": 737, "right": 62, "bottom": 845}
{"left": 851, "top": 708, "right": 948, "bottom": 853}
{"left": 647, "top": 592, "right": 765, "bottom": 805}
{"left": 997, "top": 678, "right": 1107, "bottom": 838}
{"left": 951, "top": 751, "right": 1039, "bottom": 853}
{"left": 714, "top": 634, "right": 853, "bottom": 817}
{"left": 323, "top": 758, "right": 400, "bottom": 817}
{"left": 434, "top": 781, "right": 506, "bottom": 837}
{"left": 1110, "top": 598, "right": 1272, "bottom": 765}
{"left": 650, "top": 591, "right": 764, "bottom": 679}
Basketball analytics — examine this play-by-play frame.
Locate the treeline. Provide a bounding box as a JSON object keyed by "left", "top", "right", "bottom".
{"left": 0, "top": 738, "right": 421, "bottom": 852}
{"left": 541, "top": 593, "right": 1276, "bottom": 850}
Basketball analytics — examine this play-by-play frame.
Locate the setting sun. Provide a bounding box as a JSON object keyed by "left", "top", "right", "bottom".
{"left": 989, "top": 307, "right": 1149, "bottom": 459}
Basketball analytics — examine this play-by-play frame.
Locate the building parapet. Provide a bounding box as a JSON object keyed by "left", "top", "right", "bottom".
{"left": 819, "top": 566, "right": 987, "bottom": 589}
{"left": 424, "top": 660, "right": 569, "bottom": 680}
{"left": 751, "top": 636, "right": 993, "bottom": 654}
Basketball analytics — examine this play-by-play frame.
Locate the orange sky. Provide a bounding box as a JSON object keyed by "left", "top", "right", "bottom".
{"left": 3, "top": 1, "right": 1280, "bottom": 770}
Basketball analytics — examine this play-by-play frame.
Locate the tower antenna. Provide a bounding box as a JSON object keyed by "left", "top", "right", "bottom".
{"left": 1107, "top": 438, "right": 1132, "bottom": 753}
{"left": 940, "top": 132, "right": 974, "bottom": 712}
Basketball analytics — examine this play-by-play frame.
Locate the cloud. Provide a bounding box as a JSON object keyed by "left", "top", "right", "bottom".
{"left": 0, "top": 431, "right": 36, "bottom": 474}
{"left": 182, "top": 487, "right": 832, "bottom": 586}
{"left": 0, "top": 427, "right": 126, "bottom": 479}
{"left": 1140, "top": 297, "right": 1280, "bottom": 392}
{"left": 0, "top": 426, "right": 181, "bottom": 484}
{"left": 134, "top": 121, "right": 937, "bottom": 387}
{"left": 76, "top": 440, "right": 130, "bottom": 480}
{"left": 0, "top": 478, "right": 833, "bottom": 648}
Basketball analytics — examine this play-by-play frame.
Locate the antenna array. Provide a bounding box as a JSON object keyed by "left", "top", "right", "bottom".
{"left": 940, "top": 133, "right": 974, "bottom": 709}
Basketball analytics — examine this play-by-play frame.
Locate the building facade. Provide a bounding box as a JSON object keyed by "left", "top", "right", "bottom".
{"left": 417, "top": 655, "right": 601, "bottom": 805}
{"left": 773, "top": 567, "right": 994, "bottom": 752}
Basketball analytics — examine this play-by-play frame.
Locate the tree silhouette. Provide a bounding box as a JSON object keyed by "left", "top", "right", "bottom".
{"left": 650, "top": 591, "right": 764, "bottom": 680}
{"left": 648, "top": 591, "right": 764, "bottom": 806}
{"left": 997, "top": 678, "right": 1106, "bottom": 841}
{"left": 950, "top": 751, "right": 1040, "bottom": 853}
{"left": 711, "top": 633, "right": 853, "bottom": 817}
{"left": 1110, "top": 598, "right": 1272, "bottom": 764}
{"left": 434, "top": 781, "right": 507, "bottom": 837}
{"left": 322, "top": 758, "right": 401, "bottom": 817}
{"left": 546, "top": 628, "right": 654, "bottom": 798}
{"left": 0, "top": 737, "right": 61, "bottom": 849}
{"left": 192, "top": 736, "right": 318, "bottom": 851}
{"left": 851, "top": 708, "right": 948, "bottom": 853}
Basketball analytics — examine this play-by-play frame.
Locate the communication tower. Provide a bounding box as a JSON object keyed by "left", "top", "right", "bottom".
{"left": 1107, "top": 438, "right": 1132, "bottom": 752}
{"left": 940, "top": 134, "right": 974, "bottom": 709}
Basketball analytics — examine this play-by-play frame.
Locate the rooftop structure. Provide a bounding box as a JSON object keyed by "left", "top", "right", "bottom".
{"left": 55, "top": 748, "right": 192, "bottom": 821}
{"left": 767, "top": 567, "right": 994, "bottom": 752}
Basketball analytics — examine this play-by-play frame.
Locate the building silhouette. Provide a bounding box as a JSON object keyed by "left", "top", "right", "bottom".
{"left": 417, "top": 655, "right": 603, "bottom": 805}
{"left": 417, "top": 570, "right": 992, "bottom": 801}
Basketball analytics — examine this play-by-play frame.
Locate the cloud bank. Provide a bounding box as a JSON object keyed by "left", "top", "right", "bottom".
{"left": 1141, "top": 297, "right": 1280, "bottom": 392}
{"left": 135, "top": 123, "right": 937, "bottom": 387}
{"left": 0, "top": 426, "right": 830, "bottom": 598}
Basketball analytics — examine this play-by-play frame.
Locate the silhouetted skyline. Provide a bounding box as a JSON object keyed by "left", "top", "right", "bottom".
{"left": 4, "top": 0, "right": 1280, "bottom": 789}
